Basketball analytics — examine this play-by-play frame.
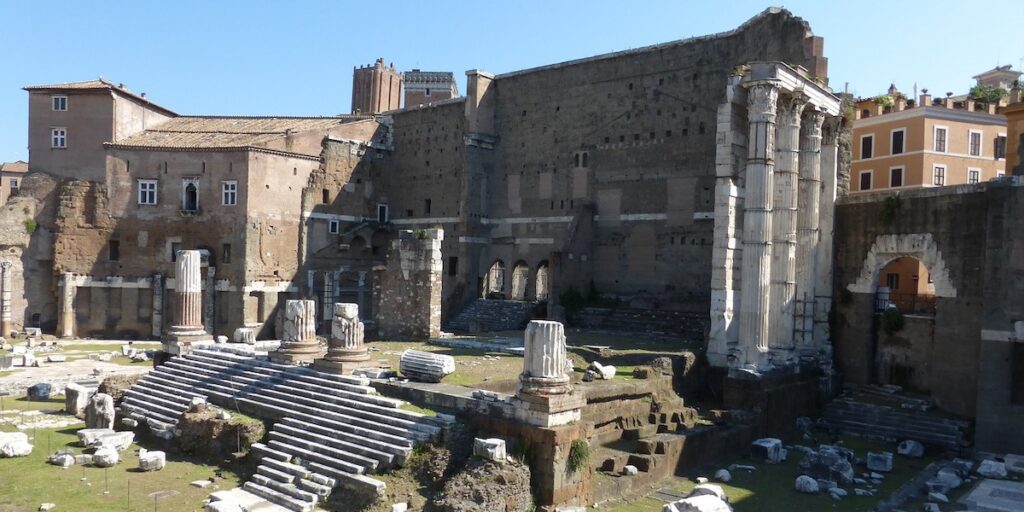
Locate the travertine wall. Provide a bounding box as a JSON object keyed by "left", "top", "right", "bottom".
{"left": 375, "top": 229, "right": 443, "bottom": 340}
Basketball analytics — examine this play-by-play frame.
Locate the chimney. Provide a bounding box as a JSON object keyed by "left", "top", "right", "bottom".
{"left": 987, "top": 103, "right": 997, "bottom": 114}
{"left": 943, "top": 96, "right": 955, "bottom": 109}
{"left": 896, "top": 98, "right": 907, "bottom": 111}
{"left": 920, "top": 89, "right": 931, "bottom": 107}
{"left": 966, "top": 99, "right": 975, "bottom": 112}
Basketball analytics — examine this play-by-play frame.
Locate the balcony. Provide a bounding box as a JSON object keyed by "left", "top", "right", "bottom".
{"left": 875, "top": 292, "right": 936, "bottom": 316}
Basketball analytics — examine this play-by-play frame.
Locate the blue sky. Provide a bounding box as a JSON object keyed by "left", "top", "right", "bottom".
{"left": 1, "top": 0, "right": 1022, "bottom": 161}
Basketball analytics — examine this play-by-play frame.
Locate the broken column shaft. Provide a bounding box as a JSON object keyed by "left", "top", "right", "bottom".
{"left": 270, "top": 299, "right": 324, "bottom": 364}
{"left": 313, "top": 303, "right": 371, "bottom": 374}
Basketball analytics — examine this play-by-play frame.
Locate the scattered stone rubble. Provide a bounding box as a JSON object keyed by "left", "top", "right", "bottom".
{"left": 399, "top": 349, "right": 455, "bottom": 383}
{"left": 0, "top": 431, "right": 33, "bottom": 457}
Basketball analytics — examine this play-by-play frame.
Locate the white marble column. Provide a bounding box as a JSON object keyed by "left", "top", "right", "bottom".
{"left": 796, "top": 109, "right": 826, "bottom": 349}
{"left": 518, "top": 320, "right": 571, "bottom": 396}
{"left": 58, "top": 272, "right": 76, "bottom": 338}
{"left": 814, "top": 117, "right": 841, "bottom": 347}
{"left": 769, "top": 94, "right": 806, "bottom": 351}
{"left": 1, "top": 261, "right": 12, "bottom": 338}
{"left": 314, "top": 303, "right": 370, "bottom": 373}
{"left": 738, "top": 81, "right": 779, "bottom": 366}
{"left": 169, "top": 250, "right": 206, "bottom": 337}
{"left": 271, "top": 299, "right": 324, "bottom": 364}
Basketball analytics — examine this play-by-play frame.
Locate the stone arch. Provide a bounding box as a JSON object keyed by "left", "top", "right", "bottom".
{"left": 484, "top": 259, "right": 506, "bottom": 298}
{"left": 535, "top": 261, "right": 550, "bottom": 301}
{"left": 510, "top": 261, "right": 530, "bottom": 300}
{"left": 847, "top": 233, "right": 956, "bottom": 298}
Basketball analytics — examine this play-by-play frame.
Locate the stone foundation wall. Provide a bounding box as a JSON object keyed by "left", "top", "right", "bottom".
{"left": 375, "top": 229, "right": 443, "bottom": 340}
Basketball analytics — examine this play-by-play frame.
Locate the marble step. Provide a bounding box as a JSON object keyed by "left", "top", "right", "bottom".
{"left": 259, "top": 457, "right": 312, "bottom": 481}
{"left": 124, "top": 388, "right": 191, "bottom": 412}
{"left": 268, "top": 431, "right": 379, "bottom": 472}
{"left": 256, "top": 386, "right": 436, "bottom": 436}
{"left": 248, "top": 389, "right": 427, "bottom": 440}
{"left": 257, "top": 464, "right": 296, "bottom": 485}
{"left": 304, "top": 461, "right": 386, "bottom": 498}
{"left": 132, "top": 379, "right": 204, "bottom": 403}
{"left": 234, "top": 397, "right": 415, "bottom": 448}
{"left": 279, "top": 417, "right": 412, "bottom": 460}
{"left": 122, "top": 395, "right": 186, "bottom": 422}
{"left": 267, "top": 439, "right": 367, "bottom": 475}
{"left": 274, "top": 423, "right": 394, "bottom": 466}
{"left": 252, "top": 442, "right": 292, "bottom": 462}
{"left": 119, "top": 402, "right": 178, "bottom": 426}
{"left": 242, "top": 481, "right": 314, "bottom": 512}
{"left": 251, "top": 473, "right": 319, "bottom": 505}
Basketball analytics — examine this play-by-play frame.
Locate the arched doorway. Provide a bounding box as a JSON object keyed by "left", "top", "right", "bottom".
{"left": 535, "top": 261, "right": 550, "bottom": 301}
{"left": 483, "top": 260, "right": 505, "bottom": 299}
{"left": 875, "top": 256, "right": 936, "bottom": 315}
{"left": 183, "top": 182, "right": 198, "bottom": 211}
{"left": 510, "top": 261, "right": 529, "bottom": 300}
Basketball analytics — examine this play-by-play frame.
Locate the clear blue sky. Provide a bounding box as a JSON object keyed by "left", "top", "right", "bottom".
{"left": 1, "top": 0, "right": 1022, "bottom": 161}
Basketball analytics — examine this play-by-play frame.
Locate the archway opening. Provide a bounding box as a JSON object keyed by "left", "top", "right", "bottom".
{"left": 535, "top": 261, "right": 550, "bottom": 301}
{"left": 484, "top": 260, "right": 505, "bottom": 299}
{"left": 874, "top": 256, "right": 936, "bottom": 316}
{"left": 183, "top": 183, "right": 198, "bottom": 212}
{"left": 510, "top": 261, "right": 529, "bottom": 300}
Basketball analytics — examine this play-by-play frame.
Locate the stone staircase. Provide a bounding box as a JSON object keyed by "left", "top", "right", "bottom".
{"left": 820, "top": 398, "right": 970, "bottom": 451}
{"left": 575, "top": 307, "right": 707, "bottom": 339}
{"left": 445, "top": 299, "right": 539, "bottom": 333}
{"left": 119, "top": 347, "right": 452, "bottom": 511}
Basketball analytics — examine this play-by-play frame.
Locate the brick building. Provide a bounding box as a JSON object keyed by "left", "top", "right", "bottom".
{"left": 402, "top": 70, "right": 458, "bottom": 107}
{"left": 0, "top": 160, "right": 27, "bottom": 205}
{"left": 351, "top": 58, "right": 401, "bottom": 115}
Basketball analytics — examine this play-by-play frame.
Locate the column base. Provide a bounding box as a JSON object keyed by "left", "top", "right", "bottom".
{"left": 312, "top": 357, "right": 376, "bottom": 375}
{"left": 269, "top": 341, "right": 325, "bottom": 365}
{"left": 162, "top": 330, "right": 213, "bottom": 355}
{"left": 518, "top": 375, "right": 572, "bottom": 397}
{"left": 511, "top": 391, "right": 585, "bottom": 427}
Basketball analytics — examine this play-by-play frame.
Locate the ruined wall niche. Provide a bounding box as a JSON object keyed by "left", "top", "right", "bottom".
{"left": 375, "top": 229, "right": 443, "bottom": 340}
{"left": 846, "top": 233, "right": 957, "bottom": 298}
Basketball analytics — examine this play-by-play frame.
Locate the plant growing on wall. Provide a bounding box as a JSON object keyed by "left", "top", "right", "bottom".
{"left": 881, "top": 307, "right": 905, "bottom": 334}
{"left": 567, "top": 439, "right": 591, "bottom": 473}
{"left": 875, "top": 95, "right": 894, "bottom": 109}
{"left": 23, "top": 218, "right": 37, "bottom": 234}
{"left": 880, "top": 195, "right": 901, "bottom": 224}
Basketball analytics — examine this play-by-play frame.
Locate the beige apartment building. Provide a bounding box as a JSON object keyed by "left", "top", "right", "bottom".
{"left": 0, "top": 160, "right": 28, "bottom": 204}
{"left": 851, "top": 91, "right": 1007, "bottom": 193}
{"left": 1005, "top": 87, "right": 1024, "bottom": 175}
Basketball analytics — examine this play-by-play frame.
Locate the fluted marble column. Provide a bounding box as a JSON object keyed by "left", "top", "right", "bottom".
{"left": 796, "top": 109, "right": 826, "bottom": 349}
{"left": 58, "top": 272, "right": 75, "bottom": 338}
{"left": 738, "top": 81, "right": 779, "bottom": 366}
{"left": 769, "top": 94, "right": 806, "bottom": 351}
{"left": 814, "top": 117, "right": 841, "bottom": 348}
{"left": 168, "top": 250, "right": 206, "bottom": 337}
{"left": 0, "top": 261, "right": 12, "bottom": 338}
{"left": 271, "top": 299, "right": 324, "bottom": 364}
{"left": 518, "top": 320, "right": 571, "bottom": 396}
{"left": 314, "top": 303, "right": 371, "bottom": 373}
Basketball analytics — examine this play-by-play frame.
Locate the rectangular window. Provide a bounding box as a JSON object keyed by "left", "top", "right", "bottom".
{"left": 322, "top": 189, "right": 330, "bottom": 204}
{"left": 328, "top": 219, "right": 339, "bottom": 234}
{"left": 10, "top": 179, "right": 18, "bottom": 189}
{"left": 933, "top": 165, "right": 946, "bottom": 186}
{"left": 859, "top": 170, "right": 873, "bottom": 191}
{"left": 137, "top": 179, "right": 158, "bottom": 205}
{"left": 860, "top": 135, "right": 874, "bottom": 159}
{"left": 448, "top": 256, "right": 458, "bottom": 276}
{"left": 424, "top": 198, "right": 431, "bottom": 215}
{"left": 995, "top": 135, "right": 1007, "bottom": 159}
{"left": 886, "top": 273, "right": 899, "bottom": 291}
{"left": 108, "top": 240, "right": 120, "bottom": 262}
{"left": 222, "top": 243, "right": 232, "bottom": 264}
{"left": 221, "top": 181, "right": 237, "bottom": 206}
{"left": 890, "top": 167, "right": 904, "bottom": 188}
{"left": 51, "top": 128, "right": 66, "bottom": 148}
{"left": 891, "top": 129, "right": 905, "bottom": 155}
{"left": 377, "top": 204, "right": 389, "bottom": 223}
{"left": 934, "top": 127, "right": 947, "bottom": 152}
{"left": 968, "top": 169, "right": 980, "bottom": 184}
{"left": 52, "top": 95, "right": 67, "bottom": 111}
{"left": 969, "top": 130, "right": 982, "bottom": 157}
{"left": 170, "top": 242, "right": 182, "bottom": 262}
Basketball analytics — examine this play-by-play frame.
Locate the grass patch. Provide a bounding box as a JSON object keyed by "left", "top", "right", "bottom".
{"left": 399, "top": 402, "right": 439, "bottom": 416}
{"left": 0, "top": 419, "right": 246, "bottom": 512}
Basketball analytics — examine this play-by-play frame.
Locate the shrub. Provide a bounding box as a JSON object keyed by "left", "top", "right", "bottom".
{"left": 23, "top": 218, "right": 37, "bottom": 234}
{"left": 567, "top": 439, "right": 590, "bottom": 473}
{"left": 880, "top": 195, "right": 901, "bottom": 223}
{"left": 881, "top": 307, "right": 905, "bottom": 334}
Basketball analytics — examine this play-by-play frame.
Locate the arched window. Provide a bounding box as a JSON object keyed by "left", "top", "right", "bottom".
{"left": 182, "top": 179, "right": 199, "bottom": 211}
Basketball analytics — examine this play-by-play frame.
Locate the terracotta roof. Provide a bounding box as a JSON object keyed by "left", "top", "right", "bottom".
{"left": 0, "top": 161, "right": 28, "bottom": 173}
{"left": 23, "top": 78, "right": 177, "bottom": 115}
{"left": 107, "top": 116, "right": 368, "bottom": 150}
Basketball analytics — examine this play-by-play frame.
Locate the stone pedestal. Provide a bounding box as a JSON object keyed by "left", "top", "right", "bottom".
{"left": 314, "top": 303, "right": 372, "bottom": 374}
{"left": 515, "top": 320, "right": 584, "bottom": 426}
{"left": 163, "top": 250, "right": 211, "bottom": 354}
{"left": 1, "top": 261, "right": 13, "bottom": 338}
{"left": 270, "top": 299, "right": 324, "bottom": 364}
